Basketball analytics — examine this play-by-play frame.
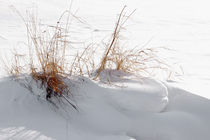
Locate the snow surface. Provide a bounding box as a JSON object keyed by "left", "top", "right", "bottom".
{"left": 1, "top": 0, "right": 210, "bottom": 139}
{"left": 1, "top": 74, "right": 210, "bottom": 140}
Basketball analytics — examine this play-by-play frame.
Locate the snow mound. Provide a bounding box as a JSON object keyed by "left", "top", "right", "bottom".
{"left": 0, "top": 75, "right": 210, "bottom": 140}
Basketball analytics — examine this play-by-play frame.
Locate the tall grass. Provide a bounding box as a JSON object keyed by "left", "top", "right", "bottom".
{"left": 95, "top": 6, "right": 135, "bottom": 78}
{"left": 4, "top": 7, "right": 79, "bottom": 109}
{"left": 25, "top": 11, "right": 70, "bottom": 97}
{"left": 94, "top": 6, "right": 173, "bottom": 79}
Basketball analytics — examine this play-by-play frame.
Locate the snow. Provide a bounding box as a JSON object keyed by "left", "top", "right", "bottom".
{"left": 0, "top": 74, "right": 210, "bottom": 140}
{"left": 1, "top": 0, "right": 210, "bottom": 139}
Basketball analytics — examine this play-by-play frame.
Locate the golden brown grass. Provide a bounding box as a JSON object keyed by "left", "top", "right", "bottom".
{"left": 3, "top": 7, "right": 78, "bottom": 106}
{"left": 94, "top": 6, "right": 175, "bottom": 80}
{"left": 25, "top": 11, "right": 70, "bottom": 97}
{"left": 95, "top": 6, "right": 135, "bottom": 78}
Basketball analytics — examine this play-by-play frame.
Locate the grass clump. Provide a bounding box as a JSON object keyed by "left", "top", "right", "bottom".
{"left": 25, "top": 11, "right": 70, "bottom": 99}
{"left": 94, "top": 6, "right": 175, "bottom": 80}
{"left": 5, "top": 7, "right": 78, "bottom": 109}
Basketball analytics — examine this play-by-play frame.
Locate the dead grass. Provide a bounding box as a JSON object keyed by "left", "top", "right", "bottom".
{"left": 2, "top": 49, "right": 25, "bottom": 78}
{"left": 95, "top": 6, "right": 135, "bottom": 78}
{"left": 94, "top": 6, "right": 175, "bottom": 80}
{"left": 69, "top": 43, "right": 97, "bottom": 77}
{"left": 4, "top": 6, "right": 179, "bottom": 105}
{"left": 25, "top": 11, "right": 70, "bottom": 96}
{"left": 4, "top": 7, "right": 80, "bottom": 110}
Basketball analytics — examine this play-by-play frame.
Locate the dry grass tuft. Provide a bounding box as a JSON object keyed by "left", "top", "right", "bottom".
{"left": 95, "top": 6, "right": 135, "bottom": 78}
{"left": 5, "top": 7, "right": 78, "bottom": 109}
{"left": 110, "top": 46, "right": 172, "bottom": 77}
{"left": 25, "top": 11, "right": 70, "bottom": 97}
{"left": 94, "top": 6, "right": 174, "bottom": 80}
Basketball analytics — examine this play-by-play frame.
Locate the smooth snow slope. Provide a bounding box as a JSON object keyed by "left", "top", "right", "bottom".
{"left": 0, "top": 75, "right": 210, "bottom": 140}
